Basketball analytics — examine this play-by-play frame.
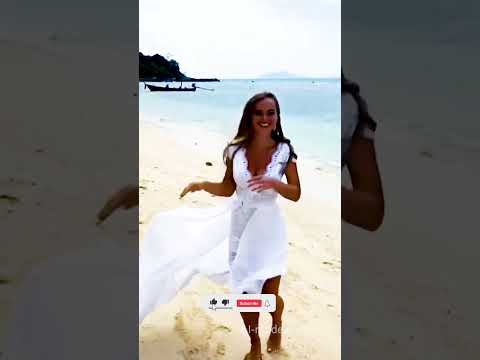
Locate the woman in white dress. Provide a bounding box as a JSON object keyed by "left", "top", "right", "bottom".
{"left": 139, "top": 92, "right": 301, "bottom": 360}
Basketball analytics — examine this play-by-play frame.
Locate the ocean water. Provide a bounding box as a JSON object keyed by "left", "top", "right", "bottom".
{"left": 139, "top": 79, "right": 340, "bottom": 167}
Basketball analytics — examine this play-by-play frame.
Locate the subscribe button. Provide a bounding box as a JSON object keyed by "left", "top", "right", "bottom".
{"left": 237, "top": 299, "right": 262, "bottom": 307}
{"left": 203, "top": 294, "right": 276, "bottom": 312}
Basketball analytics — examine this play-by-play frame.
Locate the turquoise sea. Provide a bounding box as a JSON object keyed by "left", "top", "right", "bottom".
{"left": 139, "top": 79, "right": 340, "bottom": 167}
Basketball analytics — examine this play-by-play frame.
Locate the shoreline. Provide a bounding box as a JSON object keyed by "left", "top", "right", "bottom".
{"left": 139, "top": 116, "right": 341, "bottom": 209}
{"left": 139, "top": 113, "right": 342, "bottom": 174}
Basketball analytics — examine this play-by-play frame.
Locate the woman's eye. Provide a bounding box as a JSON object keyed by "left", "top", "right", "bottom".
{"left": 254, "top": 111, "right": 262, "bottom": 116}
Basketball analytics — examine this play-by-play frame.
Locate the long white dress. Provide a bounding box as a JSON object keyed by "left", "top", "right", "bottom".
{"left": 139, "top": 142, "right": 294, "bottom": 323}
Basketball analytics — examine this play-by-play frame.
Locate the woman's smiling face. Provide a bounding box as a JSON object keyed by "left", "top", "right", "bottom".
{"left": 251, "top": 97, "right": 278, "bottom": 135}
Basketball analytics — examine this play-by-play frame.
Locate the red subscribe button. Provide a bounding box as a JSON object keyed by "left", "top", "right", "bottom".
{"left": 237, "top": 299, "right": 262, "bottom": 307}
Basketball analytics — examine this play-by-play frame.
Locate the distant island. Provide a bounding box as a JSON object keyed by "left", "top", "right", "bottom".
{"left": 139, "top": 52, "right": 220, "bottom": 82}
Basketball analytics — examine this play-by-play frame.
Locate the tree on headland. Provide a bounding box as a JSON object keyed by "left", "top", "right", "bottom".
{"left": 139, "top": 52, "right": 220, "bottom": 82}
{"left": 139, "top": 52, "right": 187, "bottom": 81}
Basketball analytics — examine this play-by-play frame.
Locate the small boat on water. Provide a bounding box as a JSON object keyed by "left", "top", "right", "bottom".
{"left": 144, "top": 82, "right": 196, "bottom": 92}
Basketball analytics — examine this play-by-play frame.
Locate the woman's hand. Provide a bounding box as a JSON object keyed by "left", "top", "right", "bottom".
{"left": 179, "top": 182, "right": 204, "bottom": 198}
{"left": 97, "top": 184, "right": 139, "bottom": 224}
{"left": 247, "top": 176, "right": 280, "bottom": 192}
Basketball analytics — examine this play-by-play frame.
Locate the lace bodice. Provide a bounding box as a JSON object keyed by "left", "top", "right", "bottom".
{"left": 227, "top": 142, "right": 293, "bottom": 206}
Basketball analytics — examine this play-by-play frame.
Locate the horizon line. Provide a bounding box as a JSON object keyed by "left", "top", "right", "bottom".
{"left": 139, "top": 77, "right": 340, "bottom": 82}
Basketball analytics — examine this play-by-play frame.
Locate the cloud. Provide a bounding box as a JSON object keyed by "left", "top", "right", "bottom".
{"left": 140, "top": 0, "right": 340, "bottom": 78}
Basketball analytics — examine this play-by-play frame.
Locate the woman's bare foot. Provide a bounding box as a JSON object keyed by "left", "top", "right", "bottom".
{"left": 267, "top": 320, "right": 282, "bottom": 353}
{"left": 244, "top": 339, "right": 262, "bottom": 359}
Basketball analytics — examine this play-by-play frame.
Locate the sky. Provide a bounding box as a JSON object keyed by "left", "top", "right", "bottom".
{"left": 140, "top": 0, "right": 341, "bottom": 79}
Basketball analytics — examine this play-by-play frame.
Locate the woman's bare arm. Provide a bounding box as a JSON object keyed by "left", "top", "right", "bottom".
{"left": 180, "top": 159, "right": 236, "bottom": 198}
{"left": 342, "top": 135, "right": 384, "bottom": 231}
{"left": 247, "top": 160, "right": 301, "bottom": 202}
{"left": 275, "top": 161, "right": 301, "bottom": 201}
{"left": 96, "top": 184, "right": 138, "bottom": 224}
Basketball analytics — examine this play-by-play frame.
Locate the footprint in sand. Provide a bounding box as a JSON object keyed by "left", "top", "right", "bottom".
{"left": 174, "top": 307, "right": 230, "bottom": 360}
{"left": 264, "top": 350, "right": 290, "bottom": 359}
{"left": 216, "top": 343, "right": 226, "bottom": 356}
{"left": 322, "top": 260, "right": 341, "bottom": 271}
{"left": 285, "top": 270, "right": 300, "bottom": 282}
{"left": 0, "top": 177, "right": 39, "bottom": 216}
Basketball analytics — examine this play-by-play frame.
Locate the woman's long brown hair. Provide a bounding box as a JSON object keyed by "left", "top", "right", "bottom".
{"left": 341, "top": 70, "right": 377, "bottom": 132}
{"left": 223, "top": 92, "right": 297, "bottom": 165}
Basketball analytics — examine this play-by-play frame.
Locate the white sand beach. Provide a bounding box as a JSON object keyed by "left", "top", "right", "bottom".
{"left": 139, "top": 121, "right": 341, "bottom": 359}
{"left": 341, "top": 123, "right": 480, "bottom": 359}
{"left": 0, "top": 37, "right": 139, "bottom": 353}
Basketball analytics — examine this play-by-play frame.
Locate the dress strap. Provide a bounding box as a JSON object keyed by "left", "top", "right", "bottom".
{"left": 226, "top": 144, "right": 241, "bottom": 160}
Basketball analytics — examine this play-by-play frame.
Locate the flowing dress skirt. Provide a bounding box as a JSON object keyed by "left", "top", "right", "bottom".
{"left": 139, "top": 198, "right": 287, "bottom": 324}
